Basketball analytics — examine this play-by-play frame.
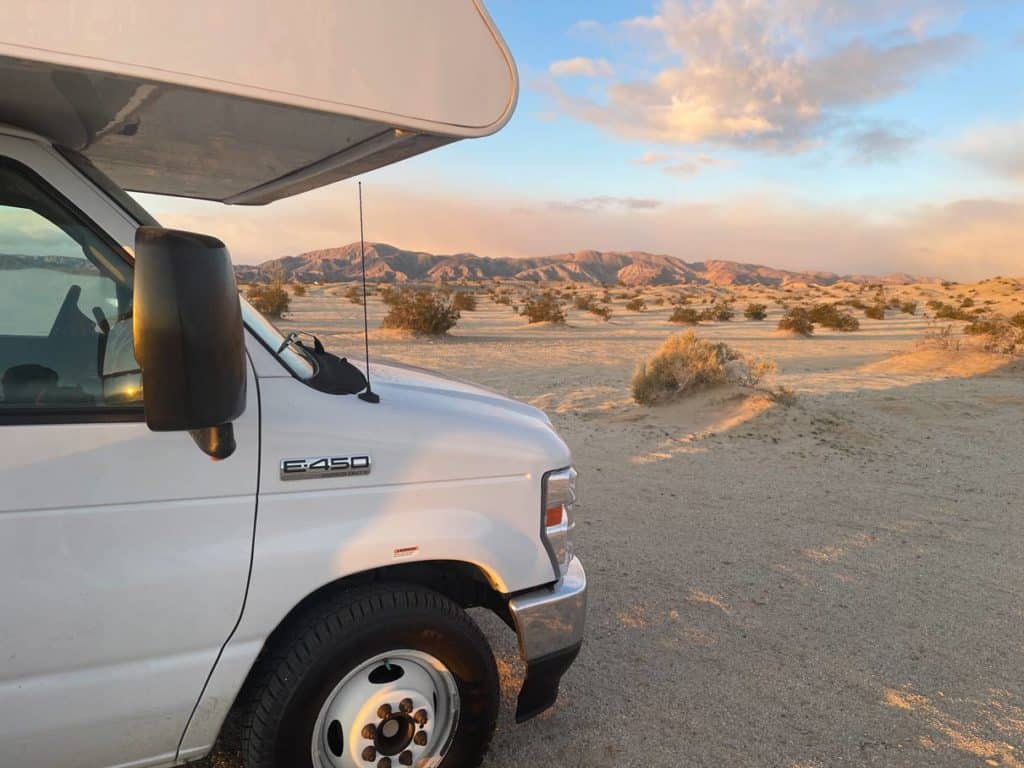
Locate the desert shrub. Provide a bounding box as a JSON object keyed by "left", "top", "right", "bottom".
{"left": 699, "top": 303, "right": 734, "bottom": 322}
{"left": 651, "top": 297, "right": 665, "bottom": 306}
{"left": 777, "top": 307, "right": 814, "bottom": 336}
{"left": 626, "top": 297, "right": 647, "bottom": 312}
{"left": 744, "top": 303, "right": 768, "bottom": 321}
{"left": 451, "top": 292, "right": 478, "bottom": 311}
{"left": 864, "top": 303, "right": 886, "bottom": 320}
{"left": 493, "top": 292, "right": 512, "bottom": 306}
{"left": 922, "top": 322, "right": 960, "bottom": 351}
{"left": 631, "top": 331, "right": 775, "bottom": 405}
{"left": 964, "top": 316, "right": 1024, "bottom": 353}
{"left": 589, "top": 304, "right": 613, "bottom": 321}
{"left": 247, "top": 282, "right": 290, "bottom": 317}
{"left": 574, "top": 295, "right": 595, "bottom": 311}
{"left": 378, "top": 285, "right": 401, "bottom": 307}
{"left": 961, "top": 297, "right": 975, "bottom": 308}
{"left": 847, "top": 298, "right": 867, "bottom": 310}
{"left": 1010, "top": 311, "right": 1024, "bottom": 329}
{"left": 521, "top": 292, "right": 566, "bottom": 324}
{"left": 808, "top": 303, "right": 860, "bottom": 331}
{"left": 933, "top": 303, "right": 971, "bottom": 321}
{"left": 292, "top": 283, "right": 306, "bottom": 297}
{"left": 669, "top": 306, "right": 700, "bottom": 325}
{"left": 381, "top": 289, "right": 460, "bottom": 335}
{"left": 899, "top": 300, "right": 917, "bottom": 315}
{"left": 344, "top": 285, "right": 364, "bottom": 305}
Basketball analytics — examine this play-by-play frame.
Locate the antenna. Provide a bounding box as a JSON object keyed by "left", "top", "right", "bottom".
{"left": 357, "top": 181, "right": 380, "bottom": 403}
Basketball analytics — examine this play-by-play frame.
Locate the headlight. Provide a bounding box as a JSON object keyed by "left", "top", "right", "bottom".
{"left": 541, "top": 467, "right": 577, "bottom": 578}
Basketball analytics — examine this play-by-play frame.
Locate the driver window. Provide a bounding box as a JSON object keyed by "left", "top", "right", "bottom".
{"left": 0, "top": 159, "right": 141, "bottom": 413}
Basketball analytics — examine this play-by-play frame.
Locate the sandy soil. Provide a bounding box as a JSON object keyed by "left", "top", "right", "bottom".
{"left": 202, "top": 279, "right": 1024, "bottom": 767}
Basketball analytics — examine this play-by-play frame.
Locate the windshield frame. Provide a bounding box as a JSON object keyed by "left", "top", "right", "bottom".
{"left": 60, "top": 145, "right": 319, "bottom": 381}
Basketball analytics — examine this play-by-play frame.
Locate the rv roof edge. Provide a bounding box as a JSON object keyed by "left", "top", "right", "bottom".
{"left": 0, "top": 0, "right": 517, "bottom": 202}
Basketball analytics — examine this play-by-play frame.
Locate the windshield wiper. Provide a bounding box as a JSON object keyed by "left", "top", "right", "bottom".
{"left": 277, "top": 330, "right": 325, "bottom": 357}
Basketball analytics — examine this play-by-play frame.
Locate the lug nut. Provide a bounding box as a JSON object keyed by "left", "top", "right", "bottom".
{"left": 399, "top": 697, "right": 413, "bottom": 713}
{"left": 361, "top": 723, "right": 377, "bottom": 740}
{"left": 377, "top": 703, "right": 392, "bottom": 719}
{"left": 413, "top": 731, "right": 428, "bottom": 746}
{"left": 413, "top": 709, "right": 428, "bottom": 726}
{"left": 377, "top": 759, "right": 392, "bottom": 768}
{"left": 399, "top": 751, "right": 413, "bottom": 765}
{"left": 361, "top": 746, "right": 377, "bottom": 762}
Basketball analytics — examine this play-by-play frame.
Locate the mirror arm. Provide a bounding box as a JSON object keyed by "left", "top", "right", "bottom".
{"left": 189, "top": 424, "right": 237, "bottom": 460}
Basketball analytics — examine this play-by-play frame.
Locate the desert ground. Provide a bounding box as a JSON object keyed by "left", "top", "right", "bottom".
{"left": 204, "top": 278, "right": 1023, "bottom": 767}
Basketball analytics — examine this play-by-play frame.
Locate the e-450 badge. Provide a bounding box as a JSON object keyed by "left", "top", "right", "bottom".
{"left": 280, "top": 454, "right": 371, "bottom": 480}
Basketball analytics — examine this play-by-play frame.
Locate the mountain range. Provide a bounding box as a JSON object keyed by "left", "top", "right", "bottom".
{"left": 234, "top": 243, "right": 940, "bottom": 288}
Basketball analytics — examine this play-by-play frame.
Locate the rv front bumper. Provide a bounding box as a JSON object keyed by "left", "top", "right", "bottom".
{"left": 507, "top": 556, "right": 587, "bottom": 722}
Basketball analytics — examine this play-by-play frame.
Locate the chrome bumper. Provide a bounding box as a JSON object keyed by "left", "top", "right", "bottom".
{"left": 507, "top": 556, "right": 587, "bottom": 721}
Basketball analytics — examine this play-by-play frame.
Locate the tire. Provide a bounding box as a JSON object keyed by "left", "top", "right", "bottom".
{"left": 238, "top": 584, "right": 499, "bottom": 768}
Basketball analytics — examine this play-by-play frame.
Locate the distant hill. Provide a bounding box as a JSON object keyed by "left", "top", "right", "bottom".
{"left": 234, "top": 243, "right": 941, "bottom": 287}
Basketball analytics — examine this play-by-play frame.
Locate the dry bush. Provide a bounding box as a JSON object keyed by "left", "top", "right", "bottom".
{"left": 521, "top": 292, "right": 566, "bottom": 324}
{"left": 1010, "top": 311, "right": 1024, "bottom": 329}
{"left": 451, "top": 292, "right": 478, "bottom": 311}
{"left": 933, "top": 302, "right": 972, "bottom": 321}
{"left": 744, "top": 303, "right": 768, "bottom": 321}
{"left": 574, "top": 295, "right": 595, "bottom": 311}
{"left": 588, "top": 304, "right": 613, "bottom": 321}
{"left": 808, "top": 303, "right": 860, "bottom": 331}
{"left": 899, "top": 300, "right": 917, "bottom": 314}
{"left": 777, "top": 307, "right": 814, "bottom": 336}
{"left": 965, "top": 316, "right": 1024, "bottom": 354}
{"left": 921, "top": 321, "right": 961, "bottom": 351}
{"left": 626, "top": 297, "right": 647, "bottom": 312}
{"left": 381, "top": 289, "right": 460, "bottom": 335}
{"left": 345, "top": 285, "right": 364, "bottom": 305}
{"left": 669, "top": 306, "right": 700, "bottom": 325}
{"left": 247, "top": 282, "right": 290, "bottom": 317}
{"left": 864, "top": 303, "right": 886, "bottom": 320}
{"left": 291, "top": 283, "right": 306, "bottom": 297}
{"left": 699, "top": 303, "right": 735, "bottom": 322}
{"left": 631, "top": 331, "right": 776, "bottom": 405}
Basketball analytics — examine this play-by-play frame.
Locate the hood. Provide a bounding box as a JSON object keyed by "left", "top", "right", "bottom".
{"left": 369, "top": 359, "right": 551, "bottom": 425}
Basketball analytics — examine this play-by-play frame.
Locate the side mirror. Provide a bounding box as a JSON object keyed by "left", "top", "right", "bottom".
{"left": 134, "top": 227, "right": 246, "bottom": 459}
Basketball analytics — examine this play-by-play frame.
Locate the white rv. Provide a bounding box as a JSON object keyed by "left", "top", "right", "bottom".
{"left": 0, "top": 3, "right": 586, "bottom": 767}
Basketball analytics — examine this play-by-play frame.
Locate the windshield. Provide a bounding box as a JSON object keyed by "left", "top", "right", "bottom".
{"left": 241, "top": 298, "right": 316, "bottom": 380}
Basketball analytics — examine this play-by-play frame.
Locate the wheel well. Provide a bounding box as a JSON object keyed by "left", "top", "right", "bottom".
{"left": 272, "top": 560, "right": 513, "bottom": 635}
{"left": 214, "top": 561, "right": 513, "bottom": 754}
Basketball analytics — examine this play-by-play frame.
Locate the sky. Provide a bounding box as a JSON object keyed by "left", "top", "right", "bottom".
{"left": 138, "top": 0, "right": 1024, "bottom": 280}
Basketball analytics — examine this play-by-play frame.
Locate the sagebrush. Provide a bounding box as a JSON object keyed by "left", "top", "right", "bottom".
{"left": 631, "top": 331, "right": 776, "bottom": 405}
{"left": 381, "top": 289, "right": 460, "bottom": 335}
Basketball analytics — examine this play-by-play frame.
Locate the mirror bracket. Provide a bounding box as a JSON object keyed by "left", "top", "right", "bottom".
{"left": 189, "top": 424, "right": 237, "bottom": 460}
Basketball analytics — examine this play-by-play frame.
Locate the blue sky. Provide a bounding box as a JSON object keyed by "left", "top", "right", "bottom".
{"left": 142, "top": 1, "right": 1024, "bottom": 280}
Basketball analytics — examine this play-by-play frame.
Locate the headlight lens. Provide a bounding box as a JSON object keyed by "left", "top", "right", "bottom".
{"left": 542, "top": 467, "right": 577, "bottom": 577}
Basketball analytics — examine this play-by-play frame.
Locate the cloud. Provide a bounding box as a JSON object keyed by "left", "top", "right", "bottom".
{"left": 549, "top": 57, "right": 614, "bottom": 78}
{"left": 846, "top": 125, "right": 919, "bottom": 164}
{"left": 548, "top": 195, "right": 662, "bottom": 212}
{"left": 957, "top": 119, "right": 1024, "bottom": 180}
{"left": 550, "top": 0, "right": 970, "bottom": 150}
{"left": 636, "top": 151, "right": 670, "bottom": 165}
{"left": 137, "top": 182, "right": 1024, "bottom": 281}
{"left": 569, "top": 19, "right": 602, "bottom": 34}
{"left": 635, "top": 151, "right": 723, "bottom": 176}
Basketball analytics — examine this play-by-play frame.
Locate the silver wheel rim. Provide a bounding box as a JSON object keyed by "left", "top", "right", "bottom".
{"left": 311, "top": 649, "right": 460, "bottom": 768}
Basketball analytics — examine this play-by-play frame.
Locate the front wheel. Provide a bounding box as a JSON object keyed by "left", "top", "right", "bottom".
{"left": 239, "top": 585, "right": 499, "bottom": 768}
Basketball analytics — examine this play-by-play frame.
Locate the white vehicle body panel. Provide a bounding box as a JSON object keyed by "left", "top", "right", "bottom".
{"left": 0, "top": 135, "right": 260, "bottom": 768}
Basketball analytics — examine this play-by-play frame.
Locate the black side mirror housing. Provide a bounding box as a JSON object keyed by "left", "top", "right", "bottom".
{"left": 134, "top": 227, "right": 246, "bottom": 458}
